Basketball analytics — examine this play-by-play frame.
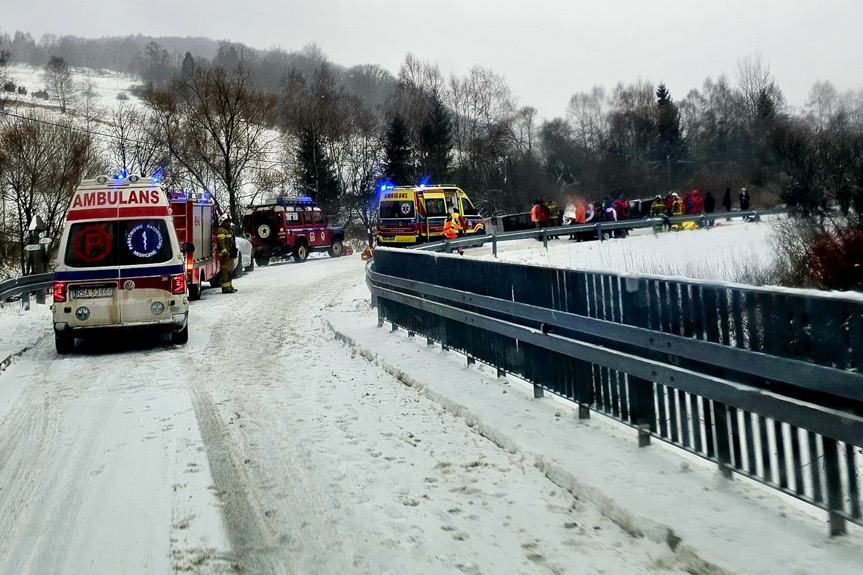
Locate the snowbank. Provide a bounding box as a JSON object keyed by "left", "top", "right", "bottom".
{"left": 0, "top": 301, "right": 51, "bottom": 371}
{"left": 328, "top": 278, "right": 863, "bottom": 575}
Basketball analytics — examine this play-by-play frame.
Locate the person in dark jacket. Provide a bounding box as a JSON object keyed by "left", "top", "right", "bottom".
{"left": 739, "top": 187, "right": 751, "bottom": 211}
{"left": 704, "top": 192, "right": 716, "bottom": 227}
{"left": 722, "top": 186, "right": 732, "bottom": 221}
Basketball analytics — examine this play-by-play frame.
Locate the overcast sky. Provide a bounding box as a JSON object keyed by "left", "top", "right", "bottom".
{"left": 5, "top": 0, "right": 863, "bottom": 117}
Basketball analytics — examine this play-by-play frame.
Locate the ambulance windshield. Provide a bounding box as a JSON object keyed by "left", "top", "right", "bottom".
{"left": 379, "top": 200, "right": 415, "bottom": 219}
{"left": 64, "top": 220, "right": 174, "bottom": 268}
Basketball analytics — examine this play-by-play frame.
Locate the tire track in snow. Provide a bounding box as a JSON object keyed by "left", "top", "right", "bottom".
{"left": 188, "top": 381, "right": 285, "bottom": 575}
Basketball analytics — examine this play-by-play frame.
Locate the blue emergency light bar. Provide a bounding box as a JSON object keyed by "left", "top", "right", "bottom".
{"left": 273, "top": 195, "right": 318, "bottom": 208}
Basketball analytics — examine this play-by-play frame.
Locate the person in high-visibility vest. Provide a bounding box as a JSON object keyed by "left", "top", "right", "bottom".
{"left": 443, "top": 212, "right": 464, "bottom": 254}
{"left": 216, "top": 216, "right": 238, "bottom": 293}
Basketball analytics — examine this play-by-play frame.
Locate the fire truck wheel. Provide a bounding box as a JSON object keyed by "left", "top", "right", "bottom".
{"left": 55, "top": 334, "right": 74, "bottom": 354}
{"left": 172, "top": 324, "right": 189, "bottom": 345}
{"left": 189, "top": 282, "right": 202, "bottom": 301}
{"left": 328, "top": 240, "right": 343, "bottom": 258}
{"left": 255, "top": 256, "right": 270, "bottom": 267}
{"left": 294, "top": 243, "right": 309, "bottom": 262}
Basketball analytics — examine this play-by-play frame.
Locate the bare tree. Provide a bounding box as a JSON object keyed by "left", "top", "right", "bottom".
{"left": 146, "top": 63, "right": 277, "bottom": 222}
{"left": 107, "top": 101, "right": 169, "bottom": 177}
{"left": 44, "top": 55, "right": 74, "bottom": 113}
{"left": 736, "top": 55, "right": 784, "bottom": 126}
{"left": 0, "top": 48, "right": 10, "bottom": 111}
{"left": 566, "top": 86, "right": 608, "bottom": 157}
{"left": 0, "top": 111, "right": 99, "bottom": 274}
{"left": 806, "top": 80, "right": 839, "bottom": 132}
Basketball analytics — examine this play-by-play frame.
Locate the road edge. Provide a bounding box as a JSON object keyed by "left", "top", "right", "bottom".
{"left": 326, "top": 318, "right": 732, "bottom": 575}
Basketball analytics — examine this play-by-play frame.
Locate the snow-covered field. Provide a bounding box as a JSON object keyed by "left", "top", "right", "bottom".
{"left": 474, "top": 216, "right": 778, "bottom": 283}
{"left": 1, "top": 219, "right": 861, "bottom": 575}
{"left": 3, "top": 63, "right": 142, "bottom": 113}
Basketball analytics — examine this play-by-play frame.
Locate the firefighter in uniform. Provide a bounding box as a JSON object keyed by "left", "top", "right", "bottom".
{"left": 217, "top": 216, "right": 238, "bottom": 293}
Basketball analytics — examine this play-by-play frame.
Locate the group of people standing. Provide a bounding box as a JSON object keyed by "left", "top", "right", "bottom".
{"left": 529, "top": 186, "right": 754, "bottom": 240}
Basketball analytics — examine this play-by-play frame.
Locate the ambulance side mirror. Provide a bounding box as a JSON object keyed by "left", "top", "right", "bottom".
{"left": 182, "top": 242, "right": 195, "bottom": 254}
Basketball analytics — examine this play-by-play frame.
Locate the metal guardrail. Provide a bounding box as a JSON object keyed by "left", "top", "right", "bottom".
{"left": 367, "top": 247, "right": 863, "bottom": 537}
{"left": 0, "top": 272, "right": 55, "bottom": 308}
{"left": 413, "top": 208, "right": 789, "bottom": 254}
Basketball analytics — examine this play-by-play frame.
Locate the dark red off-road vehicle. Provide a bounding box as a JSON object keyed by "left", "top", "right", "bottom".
{"left": 242, "top": 197, "right": 345, "bottom": 266}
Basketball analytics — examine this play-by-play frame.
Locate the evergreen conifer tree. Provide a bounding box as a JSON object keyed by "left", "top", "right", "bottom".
{"left": 383, "top": 115, "right": 415, "bottom": 185}
{"left": 655, "top": 83, "right": 685, "bottom": 167}
{"left": 181, "top": 52, "right": 195, "bottom": 78}
{"left": 419, "top": 91, "right": 453, "bottom": 183}
{"left": 296, "top": 127, "right": 341, "bottom": 213}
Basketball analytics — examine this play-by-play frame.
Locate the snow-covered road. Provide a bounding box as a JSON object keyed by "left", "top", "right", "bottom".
{"left": 0, "top": 255, "right": 694, "bottom": 575}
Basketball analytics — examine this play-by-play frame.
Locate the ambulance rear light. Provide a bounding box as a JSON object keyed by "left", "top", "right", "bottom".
{"left": 53, "top": 282, "right": 67, "bottom": 302}
{"left": 171, "top": 274, "right": 186, "bottom": 295}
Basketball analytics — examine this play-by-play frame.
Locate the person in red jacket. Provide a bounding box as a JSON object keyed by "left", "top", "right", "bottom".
{"left": 664, "top": 192, "right": 674, "bottom": 217}
{"left": 531, "top": 199, "right": 549, "bottom": 227}
{"left": 691, "top": 189, "right": 704, "bottom": 214}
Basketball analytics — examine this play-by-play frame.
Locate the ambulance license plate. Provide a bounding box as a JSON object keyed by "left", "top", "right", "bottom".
{"left": 72, "top": 286, "right": 114, "bottom": 299}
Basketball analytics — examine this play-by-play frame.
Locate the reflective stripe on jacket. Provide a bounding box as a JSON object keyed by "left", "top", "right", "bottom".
{"left": 216, "top": 225, "right": 235, "bottom": 258}
{"left": 443, "top": 219, "right": 461, "bottom": 239}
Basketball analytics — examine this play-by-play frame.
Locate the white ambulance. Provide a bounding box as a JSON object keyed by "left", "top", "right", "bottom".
{"left": 51, "top": 175, "right": 190, "bottom": 353}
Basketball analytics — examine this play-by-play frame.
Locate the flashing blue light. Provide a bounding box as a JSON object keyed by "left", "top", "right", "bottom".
{"left": 417, "top": 175, "right": 431, "bottom": 188}
{"left": 112, "top": 169, "right": 127, "bottom": 180}
{"left": 202, "top": 191, "right": 211, "bottom": 201}
{"left": 152, "top": 168, "right": 163, "bottom": 184}
{"left": 378, "top": 179, "right": 396, "bottom": 193}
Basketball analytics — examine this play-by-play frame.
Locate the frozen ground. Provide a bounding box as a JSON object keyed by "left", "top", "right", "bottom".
{"left": 3, "top": 63, "right": 142, "bottom": 113}
{"left": 472, "top": 216, "right": 778, "bottom": 283}
{"left": 1, "top": 220, "right": 861, "bottom": 574}
{"left": 0, "top": 300, "right": 51, "bottom": 370}
{"left": 0, "top": 256, "right": 696, "bottom": 575}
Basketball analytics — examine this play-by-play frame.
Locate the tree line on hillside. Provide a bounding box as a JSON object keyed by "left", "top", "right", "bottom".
{"left": 1, "top": 31, "right": 863, "bottom": 289}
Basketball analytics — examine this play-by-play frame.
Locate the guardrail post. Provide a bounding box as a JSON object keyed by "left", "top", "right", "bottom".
{"left": 492, "top": 234, "right": 498, "bottom": 258}
{"left": 533, "top": 383, "right": 544, "bottom": 398}
{"left": 391, "top": 322, "right": 398, "bottom": 332}
{"left": 578, "top": 405, "right": 590, "bottom": 420}
{"left": 542, "top": 230, "right": 548, "bottom": 249}
{"left": 497, "top": 367, "right": 505, "bottom": 378}
{"left": 596, "top": 222, "right": 603, "bottom": 242}
{"left": 408, "top": 330, "right": 415, "bottom": 337}
{"left": 377, "top": 308, "right": 384, "bottom": 327}
{"left": 823, "top": 438, "right": 847, "bottom": 537}
{"left": 22, "top": 291, "right": 30, "bottom": 312}
{"left": 444, "top": 240, "right": 451, "bottom": 254}
{"left": 621, "top": 278, "right": 656, "bottom": 441}
{"left": 467, "top": 356, "right": 475, "bottom": 366}
{"left": 427, "top": 337, "right": 434, "bottom": 346}
{"left": 638, "top": 424, "right": 651, "bottom": 447}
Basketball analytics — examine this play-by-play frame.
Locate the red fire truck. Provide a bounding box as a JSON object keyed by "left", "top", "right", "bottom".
{"left": 169, "top": 191, "right": 220, "bottom": 300}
